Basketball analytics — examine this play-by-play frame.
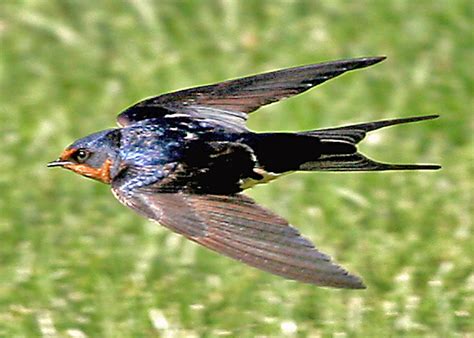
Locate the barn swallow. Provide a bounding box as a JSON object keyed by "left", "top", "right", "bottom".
{"left": 48, "top": 56, "right": 440, "bottom": 289}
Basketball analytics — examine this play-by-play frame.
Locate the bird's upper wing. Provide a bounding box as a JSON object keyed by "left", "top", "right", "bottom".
{"left": 111, "top": 188, "right": 365, "bottom": 289}
{"left": 117, "top": 56, "right": 386, "bottom": 127}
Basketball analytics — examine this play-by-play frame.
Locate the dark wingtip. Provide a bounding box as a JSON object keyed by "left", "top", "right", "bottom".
{"left": 365, "top": 55, "right": 387, "bottom": 64}
{"left": 338, "top": 56, "right": 387, "bottom": 72}
{"left": 353, "top": 56, "right": 387, "bottom": 67}
{"left": 334, "top": 272, "right": 366, "bottom": 289}
{"left": 408, "top": 114, "right": 440, "bottom": 122}
{"left": 354, "top": 282, "right": 367, "bottom": 290}
{"left": 349, "top": 277, "right": 367, "bottom": 290}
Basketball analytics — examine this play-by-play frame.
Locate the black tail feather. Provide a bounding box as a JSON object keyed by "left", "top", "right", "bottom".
{"left": 299, "top": 153, "right": 441, "bottom": 172}
{"left": 290, "top": 115, "right": 440, "bottom": 172}
{"left": 301, "top": 115, "right": 439, "bottom": 144}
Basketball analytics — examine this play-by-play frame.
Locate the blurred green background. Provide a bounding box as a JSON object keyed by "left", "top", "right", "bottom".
{"left": 0, "top": 1, "right": 472, "bottom": 337}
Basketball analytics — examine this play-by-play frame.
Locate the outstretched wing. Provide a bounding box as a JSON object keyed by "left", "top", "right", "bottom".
{"left": 117, "top": 56, "right": 386, "bottom": 127}
{"left": 112, "top": 189, "right": 365, "bottom": 289}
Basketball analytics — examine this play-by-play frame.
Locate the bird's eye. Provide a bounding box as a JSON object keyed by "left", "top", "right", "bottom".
{"left": 72, "top": 149, "right": 90, "bottom": 163}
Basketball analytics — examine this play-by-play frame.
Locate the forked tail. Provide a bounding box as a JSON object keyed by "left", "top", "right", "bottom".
{"left": 297, "top": 115, "right": 440, "bottom": 171}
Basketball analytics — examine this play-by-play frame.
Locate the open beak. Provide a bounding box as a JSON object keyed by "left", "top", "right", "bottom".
{"left": 47, "top": 160, "right": 72, "bottom": 168}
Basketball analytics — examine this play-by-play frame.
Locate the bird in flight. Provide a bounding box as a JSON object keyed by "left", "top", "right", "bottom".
{"left": 48, "top": 56, "right": 439, "bottom": 289}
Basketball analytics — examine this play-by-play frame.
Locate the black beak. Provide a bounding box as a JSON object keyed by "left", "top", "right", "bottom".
{"left": 47, "top": 160, "right": 72, "bottom": 168}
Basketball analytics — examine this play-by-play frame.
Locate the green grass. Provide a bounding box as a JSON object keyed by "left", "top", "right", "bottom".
{"left": 0, "top": 1, "right": 472, "bottom": 337}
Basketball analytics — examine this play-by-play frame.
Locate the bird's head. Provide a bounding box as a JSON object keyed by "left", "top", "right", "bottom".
{"left": 48, "top": 129, "right": 122, "bottom": 184}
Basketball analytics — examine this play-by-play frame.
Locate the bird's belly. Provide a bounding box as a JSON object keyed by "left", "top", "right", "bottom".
{"left": 239, "top": 168, "right": 289, "bottom": 190}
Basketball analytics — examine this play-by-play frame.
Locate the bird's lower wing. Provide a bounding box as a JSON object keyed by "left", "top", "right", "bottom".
{"left": 112, "top": 189, "right": 365, "bottom": 289}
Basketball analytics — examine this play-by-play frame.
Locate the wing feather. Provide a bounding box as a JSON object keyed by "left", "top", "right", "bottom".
{"left": 117, "top": 56, "right": 386, "bottom": 127}
{"left": 112, "top": 189, "right": 365, "bottom": 289}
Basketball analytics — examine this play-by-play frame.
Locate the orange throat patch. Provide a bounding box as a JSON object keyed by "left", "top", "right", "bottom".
{"left": 64, "top": 159, "right": 113, "bottom": 184}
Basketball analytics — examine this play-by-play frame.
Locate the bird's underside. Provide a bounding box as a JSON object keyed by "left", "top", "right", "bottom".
{"left": 52, "top": 56, "right": 440, "bottom": 289}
